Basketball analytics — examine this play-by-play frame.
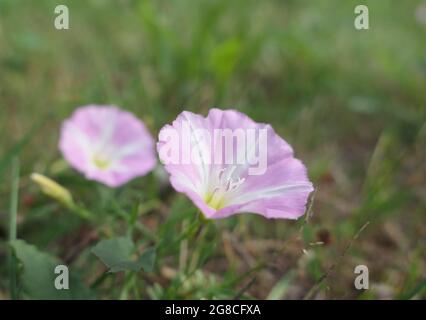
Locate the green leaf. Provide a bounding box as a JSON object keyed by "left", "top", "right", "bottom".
{"left": 208, "top": 37, "right": 243, "bottom": 82}
{"left": 10, "top": 239, "right": 92, "bottom": 299}
{"left": 91, "top": 237, "right": 134, "bottom": 270}
{"left": 91, "top": 237, "right": 156, "bottom": 273}
{"left": 138, "top": 246, "right": 156, "bottom": 272}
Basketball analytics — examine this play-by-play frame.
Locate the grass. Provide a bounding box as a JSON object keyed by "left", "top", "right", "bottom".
{"left": 0, "top": 0, "right": 425, "bottom": 299}
{"left": 7, "top": 158, "right": 19, "bottom": 299}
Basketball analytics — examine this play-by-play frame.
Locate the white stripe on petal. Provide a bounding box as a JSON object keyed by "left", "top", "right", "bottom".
{"left": 228, "top": 182, "right": 313, "bottom": 205}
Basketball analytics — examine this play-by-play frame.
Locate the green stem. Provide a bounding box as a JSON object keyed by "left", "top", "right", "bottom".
{"left": 69, "top": 203, "right": 95, "bottom": 221}
{"left": 119, "top": 271, "right": 134, "bottom": 300}
{"left": 8, "top": 157, "right": 20, "bottom": 300}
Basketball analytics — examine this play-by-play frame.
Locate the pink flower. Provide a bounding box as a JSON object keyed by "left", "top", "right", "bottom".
{"left": 59, "top": 105, "right": 156, "bottom": 187}
{"left": 157, "top": 108, "right": 314, "bottom": 219}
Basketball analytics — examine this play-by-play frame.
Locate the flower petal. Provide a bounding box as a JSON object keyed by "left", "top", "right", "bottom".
{"left": 158, "top": 108, "right": 313, "bottom": 219}
{"left": 59, "top": 105, "right": 156, "bottom": 187}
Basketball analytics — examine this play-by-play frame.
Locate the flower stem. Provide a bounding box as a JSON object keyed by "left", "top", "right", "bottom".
{"left": 8, "top": 157, "right": 20, "bottom": 300}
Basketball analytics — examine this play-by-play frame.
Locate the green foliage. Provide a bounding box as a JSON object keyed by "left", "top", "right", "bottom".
{"left": 0, "top": 0, "right": 425, "bottom": 300}
{"left": 10, "top": 239, "right": 92, "bottom": 299}
{"left": 266, "top": 271, "right": 295, "bottom": 300}
{"left": 91, "top": 237, "right": 156, "bottom": 273}
{"left": 400, "top": 278, "right": 426, "bottom": 300}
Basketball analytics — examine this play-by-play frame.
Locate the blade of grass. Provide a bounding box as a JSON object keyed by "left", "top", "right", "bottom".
{"left": 303, "top": 221, "right": 370, "bottom": 300}
{"left": 266, "top": 270, "right": 295, "bottom": 300}
{"left": 8, "top": 157, "right": 20, "bottom": 300}
{"left": 0, "top": 117, "right": 46, "bottom": 180}
{"left": 399, "top": 278, "right": 426, "bottom": 300}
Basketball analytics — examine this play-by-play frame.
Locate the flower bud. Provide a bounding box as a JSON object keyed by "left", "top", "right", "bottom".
{"left": 30, "top": 173, "right": 74, "bottom": 208}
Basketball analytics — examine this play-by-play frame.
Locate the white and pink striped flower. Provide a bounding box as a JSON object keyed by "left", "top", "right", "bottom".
{"left": 59, "top": 105, "right": 156, "bottom": 187}
{"left": 158, "top": 108, "right": 314, "bottom": 219}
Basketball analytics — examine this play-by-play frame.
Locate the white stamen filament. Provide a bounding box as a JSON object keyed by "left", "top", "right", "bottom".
{"left": 205, "top": 165, "right": 245, "bottom": 209}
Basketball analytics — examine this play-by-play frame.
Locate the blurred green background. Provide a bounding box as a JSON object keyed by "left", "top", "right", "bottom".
{"left": 0, "top": 0, "right": 425, "bottom": 299}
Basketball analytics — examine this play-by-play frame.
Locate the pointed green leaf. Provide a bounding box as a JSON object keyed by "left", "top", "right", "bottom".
{"left": 91, "top": 237, "right": 156, "bottom": 273}
{"left": 91, "top": 237, "right": 134, "bottom": 272}
{"left": 10, "top": 239, "right": 92, "bottom": 299}
{"left": 138, "top": 246, "right": 156, "bottom": 272}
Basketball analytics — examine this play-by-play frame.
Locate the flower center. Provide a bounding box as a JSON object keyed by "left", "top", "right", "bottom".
{"left": 205, "top": 166, "right": 245, "bottom": 210}
{"left": 92, "top": 153, "right": 111, "bottom": 170}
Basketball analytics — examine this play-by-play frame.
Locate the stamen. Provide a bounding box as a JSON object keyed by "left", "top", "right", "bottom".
{"left": 205, "top": 166, "right": 245, "bottom": 210}
{"left": 229, "top": 177, "right": 245, "bottom": 191}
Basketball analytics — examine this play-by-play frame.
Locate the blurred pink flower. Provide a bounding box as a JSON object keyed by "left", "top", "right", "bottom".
{"left": 158, "top": 108, "right": 314, "bottom": 219}
{"left": 59, "top": 105, "right": 156, "bottom": 187}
